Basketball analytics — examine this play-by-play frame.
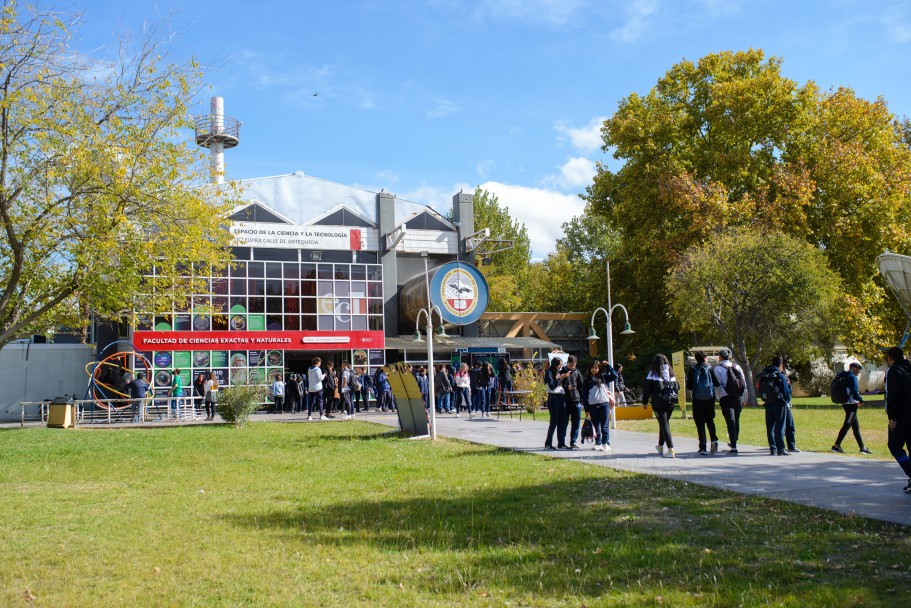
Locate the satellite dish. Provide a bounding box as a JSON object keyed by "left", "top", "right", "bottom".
{"left": 877, "top": 252, "right": 911, "bottom": 321}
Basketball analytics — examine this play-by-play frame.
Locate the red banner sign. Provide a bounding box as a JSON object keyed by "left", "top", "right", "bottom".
{"left": 132, "top": 330, "right": 385, "bottom": 352}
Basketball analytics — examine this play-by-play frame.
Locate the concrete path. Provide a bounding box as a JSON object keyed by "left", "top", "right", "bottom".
{"left": 362, "top": 412, "right": 911, "bottom": 528}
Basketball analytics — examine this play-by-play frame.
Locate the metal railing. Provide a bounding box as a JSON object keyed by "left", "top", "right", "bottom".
{"left": 18, "top": 396, "right": 208, "bottom": 427}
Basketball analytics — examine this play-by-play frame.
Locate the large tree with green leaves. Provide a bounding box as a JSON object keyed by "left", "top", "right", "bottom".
{"left": 586, "top": 49, "right": 911, "bottom": 358}
{"left": 470, "top": 187, "right": 533, "bottom": 311}
{"left": 668, "top": 229, "right": 840, "bottom": 404}
{"left": 0, "top": 4, "right": 240, "bottom": 347}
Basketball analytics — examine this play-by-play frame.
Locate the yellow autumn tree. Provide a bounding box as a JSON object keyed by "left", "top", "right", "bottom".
{"left": 0, "top": 4, "right": 241, "bottom": 347}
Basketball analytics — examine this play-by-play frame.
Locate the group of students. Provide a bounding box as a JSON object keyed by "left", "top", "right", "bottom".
{"left": 640, "top": 348, "right": 799, "bottom": 458}
{"left": 266, "top": 358, "right": 396, "bottom": 420}
{"left": 423, "top": 360, "right": 515, "bottom": 417}
{"left": 543, "top": 355, "right": 623, "bottom": 451}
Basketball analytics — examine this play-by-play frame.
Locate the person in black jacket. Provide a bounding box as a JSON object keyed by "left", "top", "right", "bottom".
{"left": 641, "top": 353, "right": 679, "bottom": 458}
{"left": 884, "top": 346, "right": 911, "bottom": 493}
{"left": 286, "top": 373, "right": 301, "bottom": 414}
{"left": 544, "top": 356, "right": 570, "bottom": 450}
{"left": 562, "top": 356, "right": 585, "bottom": 449}
{"left": 757, "top": 355, "right": 792, "bottom": 456}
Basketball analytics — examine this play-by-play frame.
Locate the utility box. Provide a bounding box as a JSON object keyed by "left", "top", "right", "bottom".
{"left": 47, "top": 397, "right": 75, "bottom": 428}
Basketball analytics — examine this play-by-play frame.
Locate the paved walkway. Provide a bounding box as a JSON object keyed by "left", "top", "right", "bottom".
{"left": 361, "top": 412, "right": 911, "bottom": 527}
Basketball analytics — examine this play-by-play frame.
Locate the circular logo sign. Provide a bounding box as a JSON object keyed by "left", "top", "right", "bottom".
{"left": 429, "top": 262, "right": 489, "bottom": 325}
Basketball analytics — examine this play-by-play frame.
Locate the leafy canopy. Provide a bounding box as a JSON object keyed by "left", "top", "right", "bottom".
{"left": 586, "top": 49, "right": 911, "bottom": 357}
{"left": 0, "top": 3, "right": 242, "bottom": 346}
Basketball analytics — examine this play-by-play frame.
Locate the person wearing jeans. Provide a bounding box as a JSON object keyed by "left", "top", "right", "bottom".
{"left": 307, "top": 357, "right": 326, "bottom": 420}
{"left": 434, "top": 364, "right": 452, "bottom": 413}
{"left": 758, "top": 355, "right": 791, "bottom": 455}
{"left": 453, "top": 363, "right": 472, "bottom": 418}
{"left": 687, "top": 351, "right": 719, "bottom": 455}
{"left": 582, "top": 360, "right": 618, "bottom": 451}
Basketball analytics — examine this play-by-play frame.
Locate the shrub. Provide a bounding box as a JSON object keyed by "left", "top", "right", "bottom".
{"left": 513, "top": 364, "right": 547, "bottom": 417}
{"left": 216, "top": 381, "right": 267, "bottom": 428}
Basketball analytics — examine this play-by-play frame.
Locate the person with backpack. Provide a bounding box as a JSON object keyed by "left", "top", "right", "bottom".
{"left": 831, "top": 362, "right": 872, "bottom": 454}
{"left": 713, "top": 348, "right": 747, "bottom": 455}
{"left": 375, "top": 367, "right": 393, "bottom": 412}
{"left": 581, "top": 360, "right": 618, "bottom": 451}
{"left": 884, "top": 346, "right": 911, "bottom": 493}
{"left": 339, "top": 361, "right": 355, "bottom": 419}
{"left": 757, "top": 355, "right": 792, "bottom": 455}
{"left": 687, "top": 351, "right": 719, "bottom": 455}
{"left": 642, "top": 353, "right": 679, "bottom": 458}
{"left": 469, "top": 361, "right": 483, "bottom": 416}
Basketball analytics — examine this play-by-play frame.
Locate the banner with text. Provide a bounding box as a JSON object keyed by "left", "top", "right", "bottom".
{"left": 133, "top": 330, "right": 385, "bottom": 352}
{"left": 230, "top": 222, "right": 363, "bottom": 250}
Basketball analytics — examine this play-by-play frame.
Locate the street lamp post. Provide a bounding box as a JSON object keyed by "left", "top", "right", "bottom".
{"left": 587, "top": 260, "right": 634, "bottom": 429}
{"left": 412, "top": 252, "right": 447, "bottom": 440}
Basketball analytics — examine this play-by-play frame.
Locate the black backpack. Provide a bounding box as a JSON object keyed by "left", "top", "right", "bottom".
{"left": 723, "top": 365, "right": 746, "bottom": 398}
{"left": 757, "top": 370, "right": 782, "bottom": 404}
{"left": 658, "top": 380, "right": 679, "bottom": 404}
{"left": 349, "top": 371, "right": 361, "bottom": 392}
{"left": 830, "top": 371, "right": 852, "bottom": 404}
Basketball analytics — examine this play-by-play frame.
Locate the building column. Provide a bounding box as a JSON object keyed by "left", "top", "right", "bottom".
{"left": 378, "top": 191, "right": 399, "bottom": 337}
{"left": 452, "top": 191, "right": 479, "bottom": 338}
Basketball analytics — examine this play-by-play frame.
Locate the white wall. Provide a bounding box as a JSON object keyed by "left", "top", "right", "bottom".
{"left": 0, "top": 343, "right": 95, "bottom": 421}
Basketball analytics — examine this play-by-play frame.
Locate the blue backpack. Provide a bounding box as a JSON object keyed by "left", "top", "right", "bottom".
{"left": 692, "top": 365, "right": 715, "bottom": 400}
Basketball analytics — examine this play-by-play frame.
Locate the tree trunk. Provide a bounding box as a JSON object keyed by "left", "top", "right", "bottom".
{"left": 736, "top": 338, "right": 757, "bottom": 407}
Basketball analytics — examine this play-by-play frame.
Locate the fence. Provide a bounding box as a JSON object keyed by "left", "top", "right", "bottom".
{"left": 18, "top": 395, "right": 208, "bottom": 427}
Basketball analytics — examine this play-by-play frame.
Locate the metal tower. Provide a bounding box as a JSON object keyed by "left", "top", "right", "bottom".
{"left": 194, "top": 97, "right": 241, "bottom": 184}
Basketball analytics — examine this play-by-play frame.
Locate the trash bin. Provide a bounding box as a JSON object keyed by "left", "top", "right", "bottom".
{"left": 47, "top": 396, "right": 75, "bottom": 428}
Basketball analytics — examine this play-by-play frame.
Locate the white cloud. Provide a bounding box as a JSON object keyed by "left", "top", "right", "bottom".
{"left": 555, "top": 157, "right": 597, "bottom": 190}
{"left": 478, "top": 181, "right": 585, "bottom": 259}
{"left": 554, "top": 116, "right": 607, "bottom": 153}
{"left": 476, "top": 0, "right": 589, "bottom": 27}
{"left": 609, "top": 0, "right": 658, "bottom": 43}
{"left": 426, "top": 98, "right": 460, "bottom": 118}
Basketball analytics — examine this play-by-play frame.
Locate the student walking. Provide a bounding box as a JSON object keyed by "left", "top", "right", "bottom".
{"left": 307, "top": 357, "right": 326, "bottom": 420}
{"left": 581, "top": 360, "right": 618, "bottom": 451}
{"left": 687, "top": 351, "right": 719, "bottom": 455}
{"left": 544, "top": 356, "right": 570, "bottom": 450}
{"left": 756, "top": 355, "right": 791, "bottom": 455}
{"left": 831, "top": 362, "right": 873, "bottom": 454}
{"left": 339, "top": 361, "right": 355, "bottom": 418}
{"left": 883, "top": 346, "right": 911, "bottom": 493}
{"left": 203, "top": 372, "right": 219, "bottom": 420}
{"left": 642, "top": 354, "right": 679, "bottom": 458}
{"left": 713, "top": 349, "right": 747, "bottom": 455}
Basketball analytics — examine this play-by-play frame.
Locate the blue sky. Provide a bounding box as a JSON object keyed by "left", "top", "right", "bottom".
{"left": 78, "top": 0, "right": 911, "bottom": 258}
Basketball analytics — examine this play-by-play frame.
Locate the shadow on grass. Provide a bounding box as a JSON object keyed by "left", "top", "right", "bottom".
{"left": 222, "top": 436, "right": 910, "bottom": 605}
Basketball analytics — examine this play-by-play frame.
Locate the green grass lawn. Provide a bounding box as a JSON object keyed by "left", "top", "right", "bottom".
{"left": 1, "top": 422, "right": 909, "bottom": 607}
{"left": 614, "top": 404, "right": 891, "bottom": 459}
